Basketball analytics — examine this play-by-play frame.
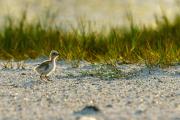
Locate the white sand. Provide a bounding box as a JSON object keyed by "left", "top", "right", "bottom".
{"left": 0, "top": 60, "right": 180, "bottom": 120}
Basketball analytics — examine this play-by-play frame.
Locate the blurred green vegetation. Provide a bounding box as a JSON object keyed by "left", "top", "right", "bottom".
{"left": 0, "top": 13, "right": 179, "bottom": 66}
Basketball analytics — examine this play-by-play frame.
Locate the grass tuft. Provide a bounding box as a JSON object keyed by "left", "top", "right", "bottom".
{"left": 0, "top": 13, "right": 179, "bottom": 66}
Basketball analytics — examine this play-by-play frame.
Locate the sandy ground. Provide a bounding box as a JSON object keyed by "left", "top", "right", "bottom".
{"left": 0, "top": 60, "right": 180, "bottom": 120}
